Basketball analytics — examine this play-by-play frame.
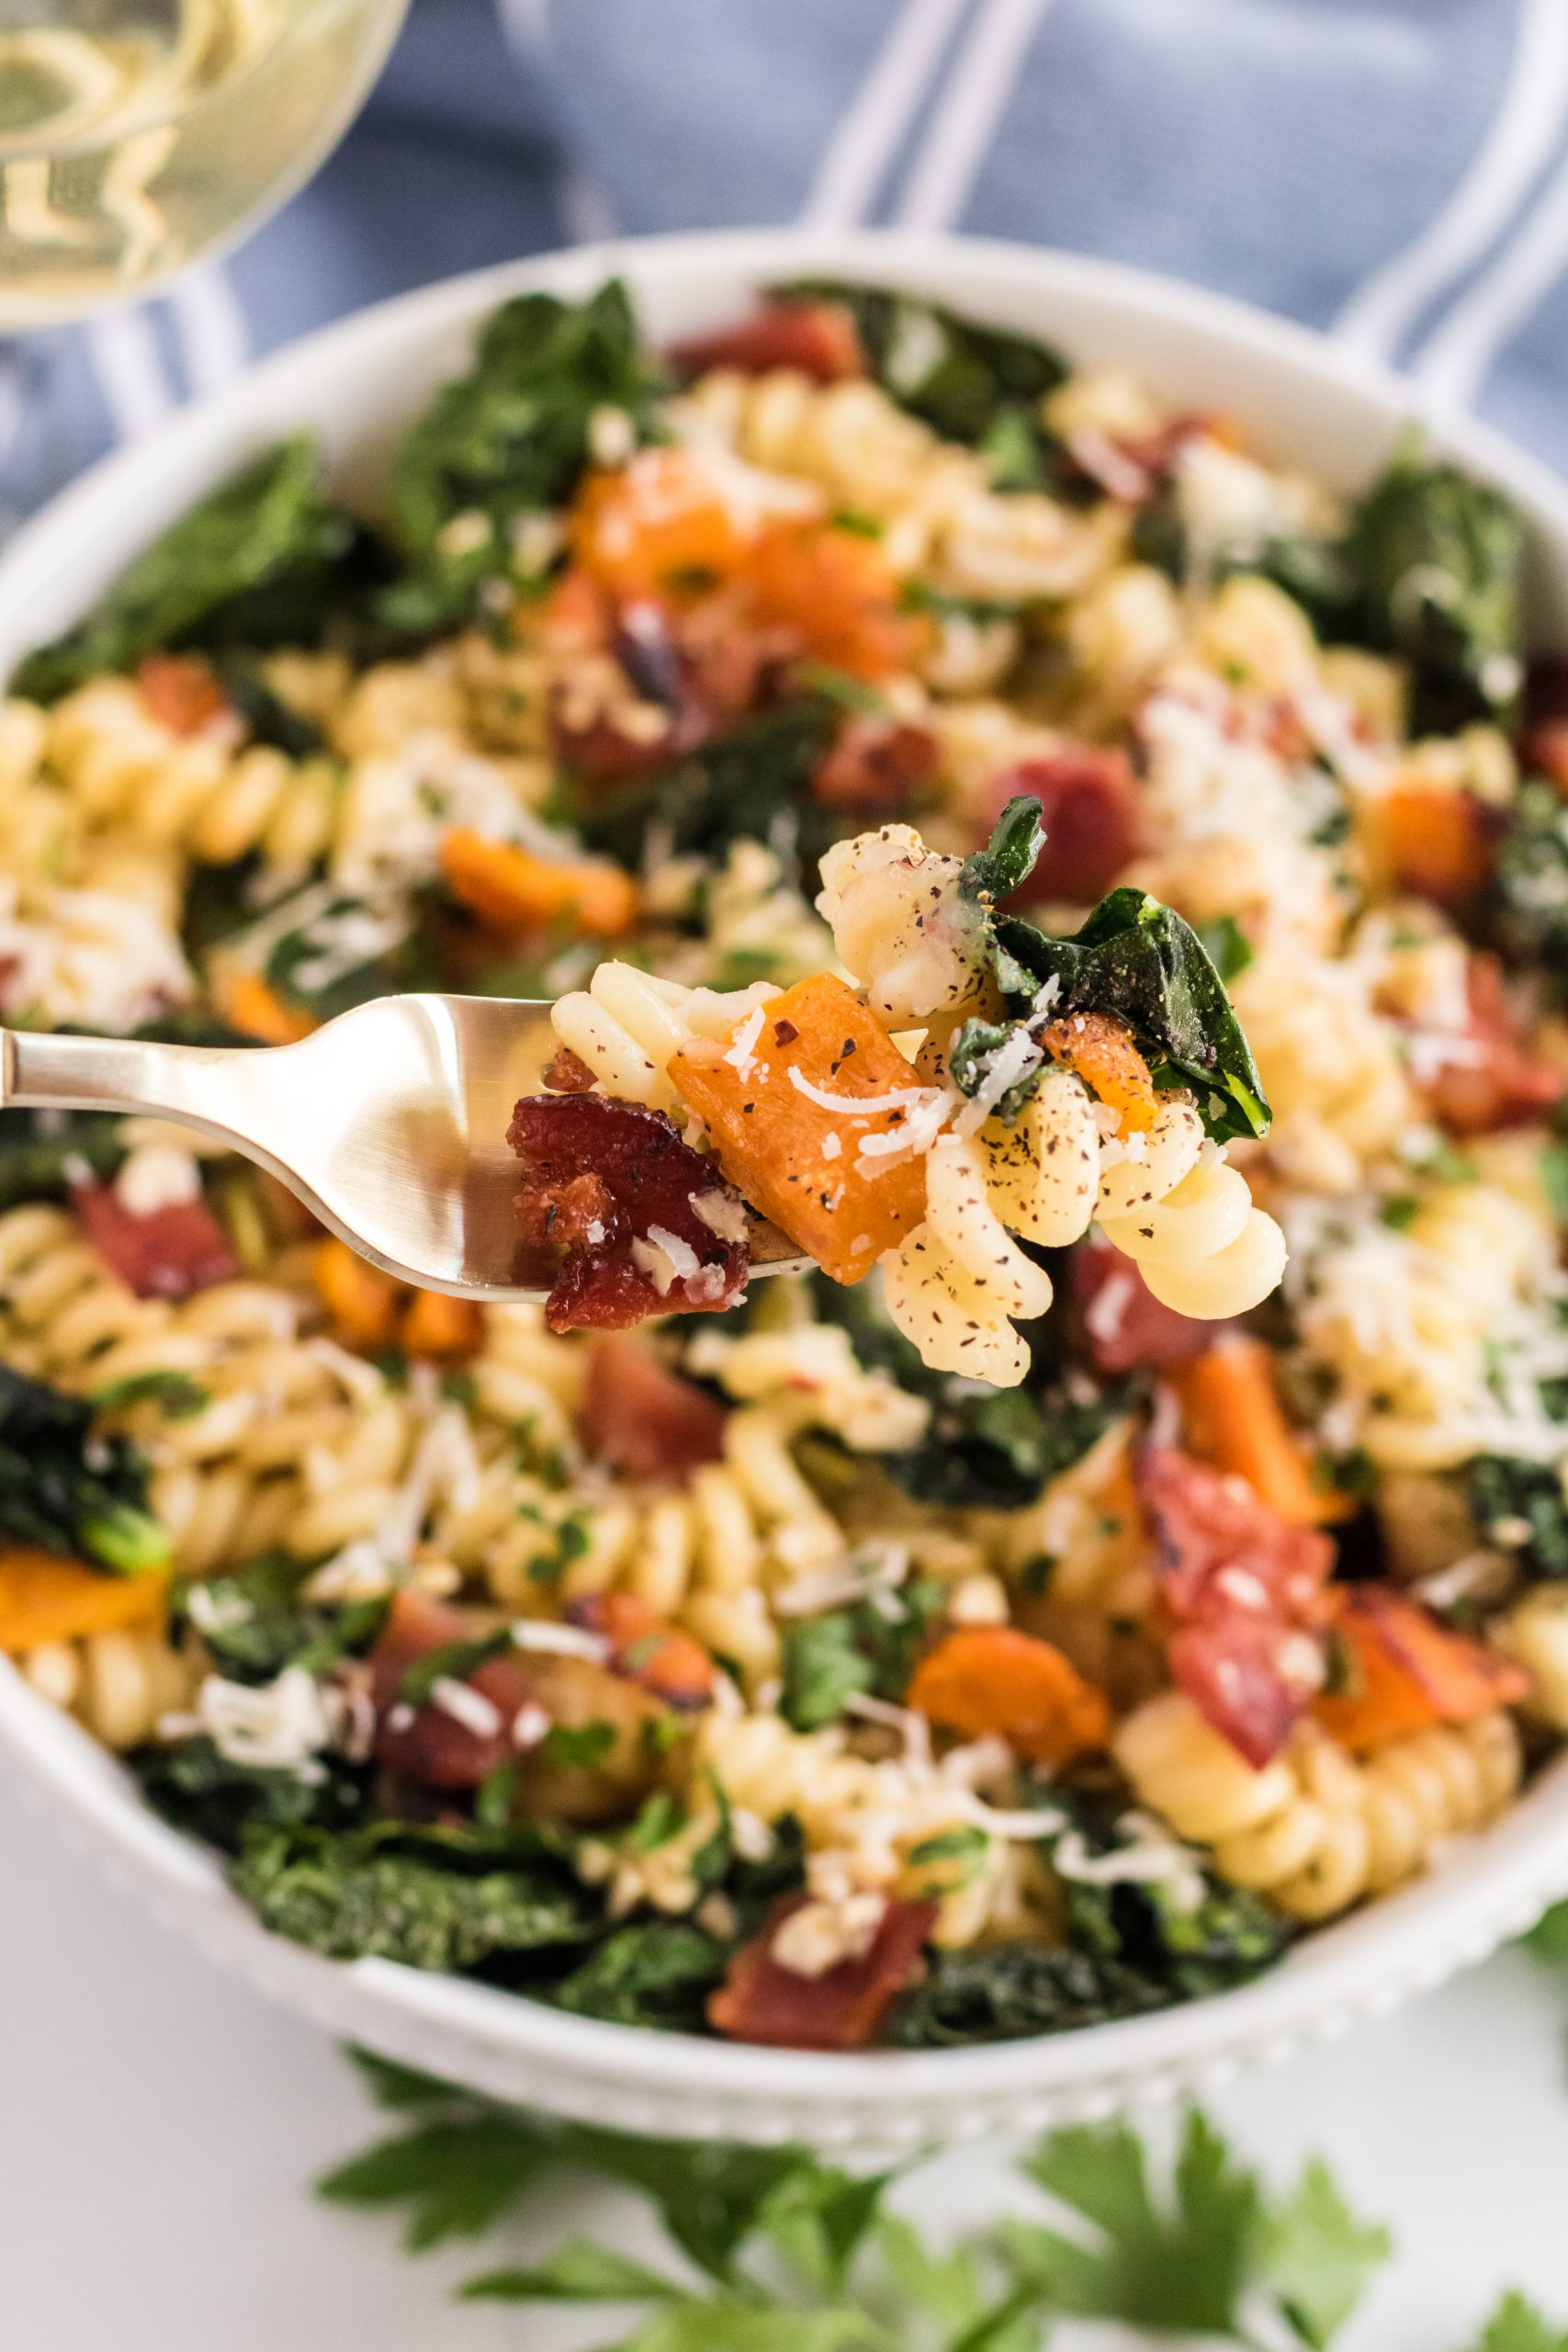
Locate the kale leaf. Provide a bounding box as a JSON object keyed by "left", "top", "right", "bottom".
{"left": 569, "top": 696, "right": 838, "bottom": 874}
{"left": 1045, "top": 1786, "right": 1290, "bottom": 2001}
{"left": 989, "top": 883, "right": 1271, "bottom": 1145}
{"left": 553, "top": 1922, "right": 728, "bottom": 2030}
{"left": 173, "top": 1550, "right": 388, "bottom": 1684}
{"left": 780, "top": 1578, "right": 946, "bottom": 1732}
{"left": 0, "top": 1364, "right": 168, "bottom": 1573}
{"left": 0, "top": 1106, "right": 125, "bottom": 1212}
{"left": 779, "top": 278, "right": 1069, "bottom": 490}
{"left": 13, "top": 436, "right": 361, "bottom": 701}
{"left": 1469, "top": 1453, "right": 1568, "bottom": 1578}
{"left": 891, "top": 1940, "right": 1174, "bottom": 2045}
{"left": 231, "top": 1817, "right": 601, "bottom": 1973}
{"left": 1340, "top": 437, "right": 1525, "bottom": 736}
{"left": 132, "top": 1735, "right": 374, "bottom": 1852}
{"left": 1492, "top": 779, "right": 1568, "bottom": 993}
{"left": 377, "top": 280, "right": 666, "bottom": 638}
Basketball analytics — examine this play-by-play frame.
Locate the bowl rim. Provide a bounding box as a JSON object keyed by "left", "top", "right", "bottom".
{"left": 6, "top": 220, "right": 1568, "bottom": 2126}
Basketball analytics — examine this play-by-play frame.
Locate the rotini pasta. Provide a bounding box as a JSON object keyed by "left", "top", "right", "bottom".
{"left": 1114, "top": 1691, "right": 1521, "bottom": 1922}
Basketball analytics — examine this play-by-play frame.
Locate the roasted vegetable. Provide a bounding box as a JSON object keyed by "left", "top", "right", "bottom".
{"left": 0, "top": 1366, "right": 168, "bottom": 1574}
{"left": 13, "top": 436, "right": 361, "bottom": 700}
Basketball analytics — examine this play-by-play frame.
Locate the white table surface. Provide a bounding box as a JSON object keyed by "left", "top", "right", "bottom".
{"left": 6, "top": 1758, "right": 1568, "bottom": 2352}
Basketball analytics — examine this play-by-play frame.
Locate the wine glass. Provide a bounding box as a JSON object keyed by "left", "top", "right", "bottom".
{"left": 0, "top": 0, "right": 410, "bottom": 328}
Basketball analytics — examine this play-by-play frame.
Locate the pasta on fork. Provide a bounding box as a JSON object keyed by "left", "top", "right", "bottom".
{"left": 520, "top": 799, "right": 1287, "bottom": 1384}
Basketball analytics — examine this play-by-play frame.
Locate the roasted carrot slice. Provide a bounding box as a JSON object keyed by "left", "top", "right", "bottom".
{"left": 1041, "top": 1011, "right": 1158, "bottom": 1133}
{"left": 1314, "top": 1585, "right": 1529, "bottom": 1753}
{"left": 0, "top": 1547, "right": 165, "bottom": 1654}
{"left": 314, "top": 1237, "right": 401, "bottom": 1350}
{"left": 213, "top": 968, "right": 316, "bottom": 1046}
{"left": 569, "top": 1589, "right": 716, "bottom": 1710}
{"left": 400, "top": 1287, "right": 484, "bottom": 1361}
{"left": 1381, "top": 785, "right": 1499, "bottom": 908}
{"left": 746, "top": 519, "right": 922, "bottom": 682}
{"left": 1168, "top": 1339, "right": 1343, "bottom": 1525}
{"left": 137, "top": 653, "right": 227, "bottom": 736}
{"left": 671, "top": 972, "right": 930, "bottom": 1286}
{"left": 440, "top": 829, "right": 638, "bottom": 939}
{"left": 907, "top": 1625, "right": 1111, "bottom": 1768}
{"left": 572, "top": 448, "right": 752, "bottom": 597}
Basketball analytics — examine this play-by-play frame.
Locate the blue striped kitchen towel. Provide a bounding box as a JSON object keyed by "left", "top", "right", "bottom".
{"left": 10, "top": 0, "right": 1568, "bottom": 521}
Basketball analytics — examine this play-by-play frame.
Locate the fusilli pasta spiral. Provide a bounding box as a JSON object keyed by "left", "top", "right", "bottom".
{"left": 1114, "top": 1690, "right": 1521, "bottom": 1922}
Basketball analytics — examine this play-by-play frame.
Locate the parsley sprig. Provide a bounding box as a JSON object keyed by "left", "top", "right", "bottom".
{"left": 319, "top": 2052, "right": 1398, "bottom": 2351}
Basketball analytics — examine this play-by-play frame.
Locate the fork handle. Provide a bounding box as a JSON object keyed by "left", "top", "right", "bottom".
{"left": 1, "top": 1027, "right": 285, "bottom": 1158}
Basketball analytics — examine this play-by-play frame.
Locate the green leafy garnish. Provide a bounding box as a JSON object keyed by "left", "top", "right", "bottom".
{"left": 1468, "top": 2294, "right": 1568, "bottom": 2352}
{"left": 397, "top": 1627, "right": 514, "bottom": 1707}
{"left": 779, "top": 1577, "right": 946, "bottom": 1732}
{"left": 175, "top": 1550, "right": 387, "bottom": 1686}
{"left": 231, "top": 1818, "right": 600, "bottom": 1972}
{"left": 997, "top": 883, "right": 1270, "bottom": 1143}
{"left": 0, "top": 1364, "right": 168, "bottom": 1574}
{"left": 540, "top": 1718, "right": 617, "bottom": 1770}
{"left": 13, "top": 436, "right": 360, "bottom": 700}
{"left": 809, "top": 1270, "right": 1134, "bottom": 1510}
{"left": 1342, "top": 434, "right": 1525, "bottom": 735}
{"left": 132, "top": 1735, "right": 373, "bottom": 1852}
{"left": 553, "top": 1922, "right": 728, "bottom": 2030}
{"left": 377, "top": 280, "right": 666, "bottom": 636}
{"left": 1469, "top": 1453, "right": 1568, "bottom": 1578}
{"left": 570, "top": 697, "right": 838, "bottom": 873}
{"left": 91, "top": 1369, "right": 211, "bottom": 1420}
{"left": 891, "top": 1940, "right": 1172, "bottom": 2045}
{"left": 780, "top": 280, "right": 1068, "bottom": 492}
{"left": 318, "top": 2056, "right": 1391, "bottom": 2352}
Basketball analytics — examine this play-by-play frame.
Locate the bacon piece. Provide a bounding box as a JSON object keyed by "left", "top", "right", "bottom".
{"left": 567, "top": 1589, "right": 716, "bottom": 1710}
{"left": 577, "top": 1335, "right": 728, "bottom": 1481}
{"left": 707, "top": 1894, "right": 935, "bottom": 2050}
{"left": 137, "top": 653, "right": 228, "bottom": 737}
{"left": 507, "top": 1092, "right": 749, "bottom": 1332}
{"left": 369, "top": 1589, "right": 534, "bottom": 1790}
{"left": 1071, "top": 1238, "right": 1220, "bottom": 1374}
{"left": 1140, "top": 1442, "right": 1334, "bottom": 1768}
{"left": 1428, "top": 954, "right": 1565, "bottom": 1135}
{"left": 670, "top": 300, "right": 866, "bottom": 385}
{"left": 809, "top": 716, "right": 940, "bottom": 817}
{"left": 543, "top": 1046, "right": 599, "bottom": 1094}
{"left": 74, "top": 1183, "right": 239, "bottom": 1301}
{"left": 985, "top": 749, "right": 1145, "bottom": 905}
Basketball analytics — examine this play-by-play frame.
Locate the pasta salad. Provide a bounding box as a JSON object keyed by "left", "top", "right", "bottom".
{"left": 1, "top": 273, "right": 1565, "bottom": 2051}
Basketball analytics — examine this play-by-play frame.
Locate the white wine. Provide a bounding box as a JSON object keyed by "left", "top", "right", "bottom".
{"left": 0, "top": 0, "right": 408, "bottom": 325}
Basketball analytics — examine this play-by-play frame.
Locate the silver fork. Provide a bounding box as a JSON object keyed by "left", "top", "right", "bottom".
{"left": 0, "top": 996, "right": 811, "bottom": 1299}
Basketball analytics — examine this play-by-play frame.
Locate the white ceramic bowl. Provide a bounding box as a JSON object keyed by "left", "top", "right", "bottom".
{"left": 5, "top": 227, "right": 1568, "bottom": 2152}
